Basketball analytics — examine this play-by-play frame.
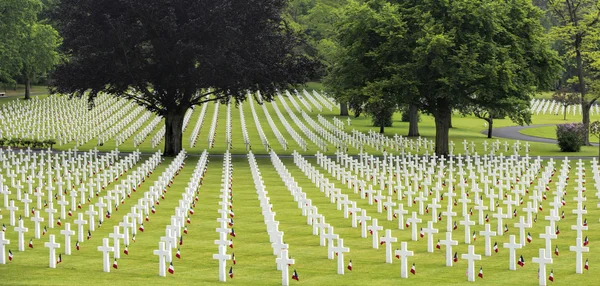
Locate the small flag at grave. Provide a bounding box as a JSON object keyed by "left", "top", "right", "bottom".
{"left": 132, "top": 234, "right": 136, "bottom": 242}
{"left": 478, "top": 267, "right": 483, "bottom": 279}
{"left": 583, "top": 219, "right": 587, "bottom": 227}
{"left": 43, "top": 226, "right": 47, "bottom": 235}
{"left": 548, "top": 270, "right": 554, "bottom": 282}
{"left": 189, "top": 207, "right": 194, "bottom": 215}
{"left": 233, "top": 253, "right": 236, "bottom": 265}
{"left": 561, "top": 211, "right": 564, "bottom": 219}
{"left": 228, "top": 266, "right": 233, "bottom": 278}
{"left": 453, "top": 252, "right": 458, "bottom": 262}
{"left": 539, "top": 204, "right": 543, "bottom": 211}
{"left": 1, "top": 224, "right": 5, "bottom": 232}
{"left": 555, "top": 226, "right": 560, "bottom": 235}
{"left": 485, "top": 214, "right": 489, "bottom": 222}
{"left": 454, "top": 199, "right": 457, "bottom": 206}
{"left": 169, "top": 262, "right": 175, "bottom": 274}
{"left": 32, "top": 208, "right": 35, "bottom": 215}
{"left": 229, "top": 219, "right": 234, "bottom": 227}
{"left": 292, "top": 269, "right": 299, "bottom": 281}
{"left": 106, "top": 211, "right": 111, "bottom": 219}
{"left": 519, "top": 198, "right": 523, "bottom": 205}
{"left": 504, "top": 224, "right": 509, "bottom": 233}
{"left": 87, "top": 230, "right": 92, "bottom": 240}
{"left": 29, "top": 239, "right": 33, "bottom": 248}
{"left": 410, "top": 263, "right": 416, "bottom": 275}
{"left": 493, "top": 242, "right": 498, "bottom": 253}
{"left": 527, "top": 232, "right": 532, "bottom": 243}
{"left": 8, "top": 250, "right": 13, "bottom": 261}
{"left": 438, "top": 213, "right": 442, "bottom": 221}
{"left": 151, "top": 206, "right": 156, "bottom": 214}
{"left": 57, "top": 218, "right": 62, "bottom": 226}
{"left": 469, "top": 208, "right": 473, "bottom": 216}
{"left": 176, "top": 248, "right": 181, "bottom": 259}
{"left": 420, "top": 228, "right": 424, "bottom": 238}
{"left": 406, "top": 222, "right": 410, "bottom": 228}
{"left": 76, "top": 241, "right": 80, "bottom": 250}
{"left": 139, "top": 224, "right": 144, "bottom": 232}
{"left": 58, "top": 253, "right": 62, "bottom": 264}
{"left": 584, "top": 236, "right": 589, "bottom": 246}
{"left": 453, "top": 221, "right": 458, "bottom": 230}
{"left": 78, "top": 203, "right": 82, "bottom": 209}
{"left": 513, "top": 210, "right": 517, "bottom": 217}
{"left": 145, "top": 215, "right": 149, "bottom": 222}
{"left": 425, "top": 206, "right": 429, "bottom": 213}
{"left": 436, "top": 240, "right": 441, "bottom": 249}
{"left": 534, "top": 215, "right": 538, "bottom": 223}
{"left": 554, "top": 246, "right": 559, "bottom": 256}
{"left": 585, "top": 259, "right": 589, "bottom": 270}
{"left": 518, "top": 255, "right": 525, "bottom": 267}
{"left": 347, "top": 260, "right": 353, "bottom": 271}
{"left": 184, "top": 226, "right": 188, "bottom": 234}
{"left": 187, "top": 216, "right": 191, "bottom": 224}
{"left": 68, "top": 210, "right": 72, "bottom": 217}
{"left": 561, "top": 197, "right": 566, "bottom": 206}
{"left": 473, "top": 231, "right": 477, "bottom": 241}
{"left": 124, "top": 245, "right": 129, "bottom": 255}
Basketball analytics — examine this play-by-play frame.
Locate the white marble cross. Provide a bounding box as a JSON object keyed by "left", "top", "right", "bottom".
{"left": 44, "top": 234, "right": 60, "bottom": 268}
{"left": 459, "top": 214, "right": 475, "bottom": 244}
{"left": 98, "top": 237, "right": 114, "bottom": 273}
{"left": 14, "top": 219, "right": 28, "bottom": 251}
{"left": 514, "top": 216, "right": 530, "bottom": 246}
{"left": 332, "top": 238, "right": 350, "bottom": 275}
{"left": 276, "top": 248, "right": 295, "bottom": 286}
{"left": 394, "top": 241, "right": 414, "bottom": 278}
{"left": 30, "top": 210, "right": 44, "bottom": 239}
{"left": 503, "top": 235, "right": 522, "bottom": 270}
{"left": 569, "top": 236, "right": 589, "bottom": 274}
{"left": 74, "top": 213, "right": 88, "bottom": 242}
{"left": 213, "top": 245, "right": 231, "bottom": 282}
{"left": 357, "top": 210, "right": 371, "bottom": 238}
{"left": 407, "top": 212, "right": 422, "bottom": 241}
{"left": 532, "top": 248, "right": 553, "bottom": 286}
{"left": 540, "top": 225, "right": 557, "bottom": 259}
{"left": 153, "top": 241, "right": 169, "bottom": 277}
{"left": 480, "top": 223, "right": 497, "bottom": 256}
{"left": 380, "top": 229, "right": 397, "bottom": 264}
{"left": 423, "top": 220, "right": 439, "bottom": 253}
{"left": 0, "top": 232, "right": 9, "bottom": 264}
{"left": 368, "top": 219, "right": 383, "bottom": 249}
{"left": 60, "top": 223, "right": 75, "bottom": 255}
{"left": 461, "top": 245, "right": 482, "bottom": 282}
{"left": 109, "top": 226, "right": 124, "bottom": 259}
{"left": 394, "top": 204, "right": 408, "bottom": 230}
{"left": 440, "top": 231, "right": 458, "bottom": 266}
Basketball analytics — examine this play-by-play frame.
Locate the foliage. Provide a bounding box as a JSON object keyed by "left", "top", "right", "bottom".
{"left": 50, "top": 0, "right": 316, "bottom": 156}
{"left": 547, "top": 0, "right": 600, "bottom": 145}
{"left": 556, "top": 123, "right": 585, "bottom": 151}
{"left": 0, "top": 137, "right": 56, "bottom": 149}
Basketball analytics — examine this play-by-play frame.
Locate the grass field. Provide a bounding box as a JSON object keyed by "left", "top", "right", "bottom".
{"left": 1, "top": 86, "right": 600, "bottom": 285}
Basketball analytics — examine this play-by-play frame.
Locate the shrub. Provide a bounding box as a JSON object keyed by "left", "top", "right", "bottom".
{"left": 401, "top": 109, "right": 421, "bottom": 122}
{"left": 556, "top": 123, "right": 585, "bottom": 152}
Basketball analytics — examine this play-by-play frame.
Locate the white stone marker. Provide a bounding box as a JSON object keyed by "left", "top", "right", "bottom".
{"left": 569, "top": 237, "right": 589, "bottom": 274}
{"left": 394, "top": 241, "right": 414, "bottom": 278}
{"left": 153, "top": 241, "right": 169, "bottom": 277}
{"left": 97, "top": 238, "right": 114, "bottom": 273}
{"left": 461, "top": 245, "right": 482, "bottom": 282}
{"left": 0, "top": 232, "right": 9, "bottom": 264}
{"left": 503, "top": 235, "right": 522, "bottom": 270}
{"left": 380, "top": 229, "right": 397, "bottom": 264}
{"left": 276, "top": 249, "right": 295, "bottom": 286}
{"left": 332, "top": 238, "right": 350, "bottom": 275}
{"left": 440, "top": 231, "right": 458, "bottom": 266}
{"left": 532, "top": 248, "right": 553, "bottom": 286}
{"left": 14, "top": 219, "right": 28, "bottom": 251}
{"left": 480, "top": 223, "right": 497, "bottom": 256}
{"left": 60, "top": 223, "right": 75, "bottom": 255}
{"left": 109, "top": 226, "right": 124, "bottom": 259}
{"left": 368, "top": 219, "right": 383, "bottom": 249}
{"left": 74, "top": 213, "right": 88, "bottom": 242}
{"left": 44, "top": 234, "right": 60, "bottom": 268}
{"left": 212, "top": 245, "right": 231, "bottom": 282}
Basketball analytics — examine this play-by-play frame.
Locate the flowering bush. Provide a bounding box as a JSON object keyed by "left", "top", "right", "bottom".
{"left": 556, "top": 123, "right": 585, "bottom": 152}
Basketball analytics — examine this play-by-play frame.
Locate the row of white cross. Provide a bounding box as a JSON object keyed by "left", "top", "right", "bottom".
{"left": 189, "top": 102, "right": 209, "bottom": 148}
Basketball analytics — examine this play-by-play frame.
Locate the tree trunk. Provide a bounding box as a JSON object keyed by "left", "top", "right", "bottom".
{"left": 582, "top": 101, "right": 591, "bottom": 145}
{"left": 163, "top": 109, "right": 186, "bottom": 156}
{"left": 434, "top": 102, "right": 451, "bottom": 157}
{"left": 563, "top": 104, "right": 567, "bottom": 121}
{"left": 448, "top": 114, "right": 453, "bottom": 128}
{"left": 408, "top": 104, "right": 420, "bottom": 137}
{"left": 340, "top": 102, "right": 349, "bottom": 116}
{"left": 487, "top": 118, "right": 493, "bottom": 139}
{"left": 24, "top": 76, "right": 31, "bottom": 100}
{"left": 379, "top": 118, "right": 385, "bottom": 134}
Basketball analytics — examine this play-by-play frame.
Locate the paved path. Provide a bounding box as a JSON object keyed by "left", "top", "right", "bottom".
{"left": 481, "top": 124, "right": 559, "bottom": 144}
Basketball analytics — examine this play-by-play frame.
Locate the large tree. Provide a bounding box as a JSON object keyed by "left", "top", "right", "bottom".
{"left": 51, "top": 0, "right": 315, "bottom": 156}
{"left": 0, "top": 0, "right": 59, "bottom": 90}
{"left": 547, "top": 0, "right": 600, "bottom": 145}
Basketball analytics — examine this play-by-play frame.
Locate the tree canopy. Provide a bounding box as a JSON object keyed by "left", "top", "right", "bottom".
{"left": 51, "top": 0, "right": 316, "bottom": 156}
{"left": 326, "top": 0, "right": 561, "bottom": 155}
